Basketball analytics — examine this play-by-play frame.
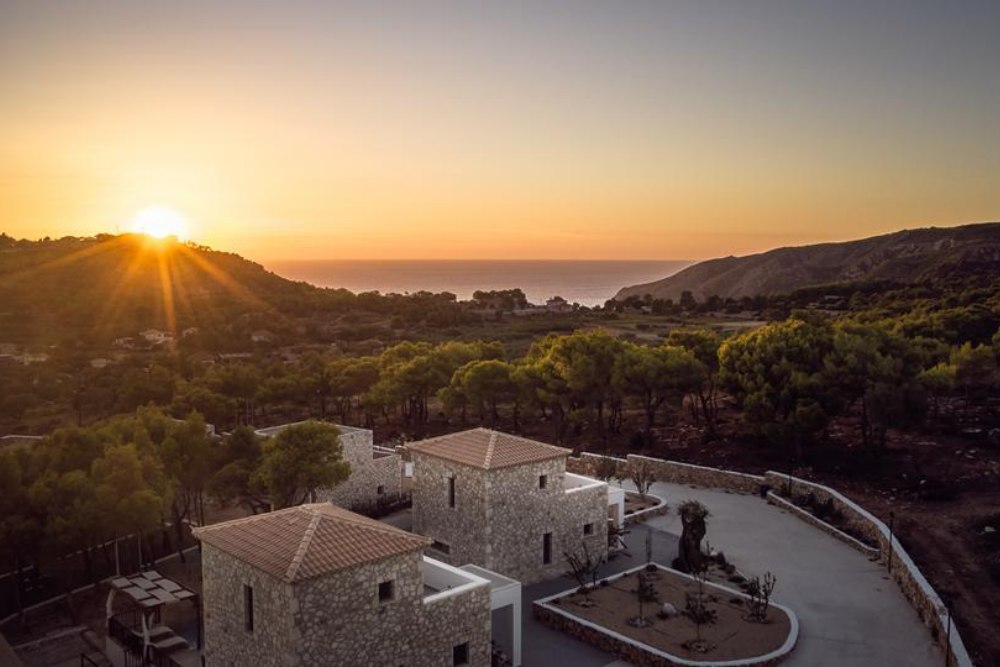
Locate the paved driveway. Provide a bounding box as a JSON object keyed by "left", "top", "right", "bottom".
{"left": 519, "top": 481, "right": 943, "bottom": 667}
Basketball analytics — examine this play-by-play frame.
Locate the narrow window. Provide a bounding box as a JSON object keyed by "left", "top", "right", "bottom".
{"left": 431, "top": 540, "right": 451, "bottom": 555}
{"left": 453, "top": 642, "right": 469, "bottom": 666}
{"left": 378, "top": 579, "right": 395, "bottom": 604}
{"left": 542, "top": 532, "right": 552, "bottom": 565}
{"left": 377, "top": 485, "right": 385, "bottom": 496}
{"left": 243, "top": 584, "right": 254, "bottom": 633}
{"left": 538, "top": 474, "right": 548, "bottom": 489}
{"left": 448, "top": 476, "right": 456, "bottom": 508}
{"left": 583, "top": 522, "right": 594, "bottom": 536}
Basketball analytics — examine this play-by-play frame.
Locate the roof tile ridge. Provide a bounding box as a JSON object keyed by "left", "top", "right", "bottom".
{"left": 485, "top": 430, "right": 499, "bottom": 468}
{"left": 316, "top": 505, "right": 428, "bottom": 540}
{"left": 285, "top": 511, "right": 322, "bottom": 582}
{"left": 192, "top": 505, "right": 296, "bottom": 535}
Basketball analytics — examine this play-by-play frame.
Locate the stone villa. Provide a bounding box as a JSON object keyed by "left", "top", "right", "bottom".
{"left": 409, "top": 428, "right": 610, "bottom": 585}
{"left": 255, "top": 422, "right": 401, "bottom": 511}
{"left": 193, "top": 503, "right": 493, "bottom": 667}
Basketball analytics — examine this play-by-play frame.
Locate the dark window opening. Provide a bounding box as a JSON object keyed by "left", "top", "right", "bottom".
{"left": 539, "top": 474, "right": 548, "bottom": 489}
{"left": 583, "top": 522, "right": 594, "bottom": 536}
{"left": 453, "top": 642, "right": 469, "bottom": 666}
{"left": 378, "top": 579, "right": 395, "bottom": 603}
{"left": 543, "top": 532, "right": 552, "bottom": 565}
{"left": 377, "top": 485, "right": 385, "bottom": 495}
{"left": 243, "top": 584, "right": 254, "bottom": 633}
{"left": 448, "top": 476, "right": 456, "bottom": 508}
{"left": 431, "top": 540, "right": 451, "bottom": 555}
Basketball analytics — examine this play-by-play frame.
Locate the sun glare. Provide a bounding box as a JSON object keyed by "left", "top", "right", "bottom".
{"left": 129, "top": 206, "right": 188, "bottom": 239}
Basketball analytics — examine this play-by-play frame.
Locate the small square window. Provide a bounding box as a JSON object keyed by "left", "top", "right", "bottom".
{"left": 378, "top": 579, "right": 394, "bottom": 603}
{"left": 583, "top": 522, "right": 594, "bottom": 536}
{"left": 377, "top": 485, "right": 385, "bottom": 496}
{"left": 453, "top": 642, "right": 469, "bottom": 666}
{"left": 539, "top": 474, "right": 548, "bottom": 489}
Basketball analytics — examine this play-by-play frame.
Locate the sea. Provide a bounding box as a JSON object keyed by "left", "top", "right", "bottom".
{"left": 264, "top": 260, "right": 691, "bottom": 308}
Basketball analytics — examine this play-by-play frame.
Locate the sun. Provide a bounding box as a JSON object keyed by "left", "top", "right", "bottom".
{"left": 129, "top": 205, "right": 189, "bottom": 239}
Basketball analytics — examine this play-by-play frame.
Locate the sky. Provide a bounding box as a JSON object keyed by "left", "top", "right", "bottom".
{"left": 1, "top": 0, "right": 999, "bottom": 261}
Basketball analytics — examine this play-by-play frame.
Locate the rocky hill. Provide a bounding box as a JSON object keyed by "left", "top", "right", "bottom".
{"left": 615, "top": 223, "right": 1000, "bottom": 301}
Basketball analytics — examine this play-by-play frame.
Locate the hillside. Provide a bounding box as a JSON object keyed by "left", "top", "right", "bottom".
{"left": 615, "top": 223, "right": 1000, "bottom": 301}
{"left": 0, "top": 234, "right": 338, "bottom": 346}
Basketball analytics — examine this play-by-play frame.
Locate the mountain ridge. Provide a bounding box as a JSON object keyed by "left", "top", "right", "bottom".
{"left": 614, "top": 222, "right": 1000, "bottom": 301}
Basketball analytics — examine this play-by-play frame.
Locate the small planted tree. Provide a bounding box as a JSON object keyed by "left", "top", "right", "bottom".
{"left": 563, "top": 543, "right": 605, "bottom": 606}
{"left": 629, "top": 459, "right": 657, "bottom": 499}
{"left": 628, "top": 571, "right": 660, "bottom": 628}
{"left": 745, "top": 572, "right": 777, "bottom": 622}
{"left": 675, "top": 500, "right": 710, "bottom": 573}
{"left": 683, "top": 566, "right": 717, "bottom": 651}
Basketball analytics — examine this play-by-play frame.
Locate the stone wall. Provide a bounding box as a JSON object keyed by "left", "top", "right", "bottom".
{"left": 486, "top": 460, "right": 608, "bottom": 585}
{"left": 412, "top": 453, "right": 609, "bottom": 585}
{"left": 293, "top": 552, "right": 491, "bottom": 667}
{"left": 567, "top": 453, "right": 765, "bottom": 495}
{"left": 201, "top": 543, "right": 296, "bottom": 667}
{"left": 315, "top": 427, "right": 402, "bottom": 509}
{"left": 762, "top": 472, "right": 974, "bottom": 667}
{"left": 764, "top": 491, "right": 880, "bottom": 559}
{"left": 412, "top": 454, "right": 491, "bottom": 567}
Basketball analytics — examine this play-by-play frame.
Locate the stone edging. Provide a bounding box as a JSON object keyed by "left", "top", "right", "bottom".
{"left": 763, "top": 472, "right": 974, "bottom": 667}
{"left": 765, "top": 492, "right": 880, "bottom": 560}
{"left": 534, "top": 563, "right": 799, "bottom": 667}
{"left": 624, "top": 493, "right": 670, "bottom": 526}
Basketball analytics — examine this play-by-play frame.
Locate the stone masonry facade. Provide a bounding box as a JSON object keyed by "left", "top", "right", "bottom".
{"left": 412, "top": 453, "right": 608, "bottom": 585}
{"left": 312, "top": 426, "right": 403, "bottom": 509}
{"left": 201, "top": 545, "right": 490, "bottom": 667}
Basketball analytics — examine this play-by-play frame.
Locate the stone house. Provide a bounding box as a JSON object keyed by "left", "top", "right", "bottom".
{"left": 255, "top": 422, "right": 401, "bottom": 511}
{"left": 409, "top": 429, "right": 609, "bottom": 585}
{"left": 193, "top": 503, "right": 492, "bottom": 667}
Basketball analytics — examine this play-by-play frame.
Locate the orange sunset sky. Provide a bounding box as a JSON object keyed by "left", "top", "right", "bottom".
{"left": 2, "top": 2, "right": 999, "bottom": 261}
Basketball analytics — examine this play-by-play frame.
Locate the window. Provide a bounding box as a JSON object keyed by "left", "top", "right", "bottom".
{"left": 448, "top": 476, "right": 456, "bottom": 508}
{"left": 243, "top": 584, "right": 254, "bottom": 633}
{"left": 378, "top": 579, "right": 395, "bottom": 604}
{"left": 377, "top": 485, "right": 385, "bottom": 496}
{"left": 453, "top": 642, "right": 469, "bottom": 666}
{"left": 538, "top": 474, "right": 548, "bottom": 489}
{"left": 542, "top": 532, "right": 552, "bottom": 565}
{"left": 431, "top": 540, "right": 451, "bottom": 555}
{"left": 583, "top": 522, "right": 594, "bottom": 536}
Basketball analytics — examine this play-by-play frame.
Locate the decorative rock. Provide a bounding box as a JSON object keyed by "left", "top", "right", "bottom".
{"left": 660, "top": 602, "right": 679, "bottom": 617}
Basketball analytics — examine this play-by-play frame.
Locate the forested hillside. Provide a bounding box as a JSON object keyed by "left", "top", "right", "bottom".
{"left": 615, "top": 222, "right": 1000, "bottom": 301}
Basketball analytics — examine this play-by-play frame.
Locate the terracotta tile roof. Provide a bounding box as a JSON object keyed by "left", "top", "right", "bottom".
{"left": 192, "top": 504, "right": 431, "bottom": 583}
{"left": 407, "top": 428, "right": 569, "bottom": 470}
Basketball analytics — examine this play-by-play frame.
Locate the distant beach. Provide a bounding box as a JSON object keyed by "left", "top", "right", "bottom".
{"left": 264, "top": 260, "right": 691, "bottom": 307}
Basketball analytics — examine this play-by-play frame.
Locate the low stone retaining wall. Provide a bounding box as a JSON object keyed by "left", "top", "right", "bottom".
{"left": 567, "top": 453, "right": 765, "bottom": 495}
{"left": 763, "top": 472, "right": 974, "bottom": 667}
{"left": 765, "top": 492, "right": 880, "bottom": 560}
{"left": 534, "top": 564, "right": 798, "bottom": 667}
{"left": 624, "top": 494, "right": 670, "bottom": 526}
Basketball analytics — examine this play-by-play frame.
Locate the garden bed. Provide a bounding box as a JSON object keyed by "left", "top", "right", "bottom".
{"left": 535, "top": 564, "right": 797, "bottom": 666}
{"left": 624, "top": 491, "right": 670, "bottom": 524}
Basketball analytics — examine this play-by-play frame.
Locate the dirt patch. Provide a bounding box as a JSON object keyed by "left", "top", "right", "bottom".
{"left": 550, "top": 568, "right": 791, "bottom": 663}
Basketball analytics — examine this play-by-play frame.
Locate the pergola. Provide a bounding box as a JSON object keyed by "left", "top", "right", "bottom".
{"left": 106, "top": 569, "right": 201, "bottom": 663}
